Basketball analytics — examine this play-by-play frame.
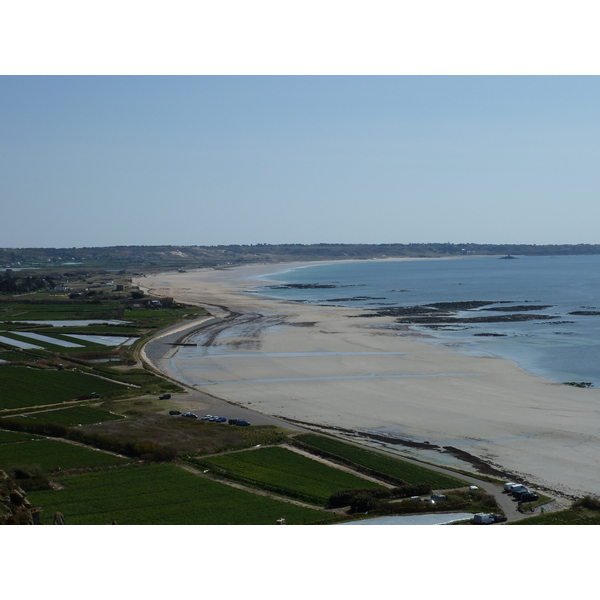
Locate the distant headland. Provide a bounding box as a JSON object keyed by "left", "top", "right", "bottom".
{"left": 2, "top": 243, "right": 599, "bottom": 273}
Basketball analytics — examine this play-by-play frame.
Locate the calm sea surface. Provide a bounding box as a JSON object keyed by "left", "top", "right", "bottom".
{"left": 254, "top": 256, "right": 600, "bottom": 386}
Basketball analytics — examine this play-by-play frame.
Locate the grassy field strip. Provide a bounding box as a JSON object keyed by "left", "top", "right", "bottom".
{"left": 0, "top": 438, "right": 130, "bottom": 471}
{"left": 70, "top": 369, "right": 140, "bottom": 388}
{"left": 179, "top": 462, "right": 339, "bottom": 513}
{"left": 282, "top": 444, "right": 395, "bottom": 488}
{"left": 1, "top": 397, "right": 111, "bottom": 416}
{"left": 20, "top": 404, "right": 125, "bottom": 426}
{"left": 27, "top": 464, "right": 329, "bottom": 525}
{"left": 199, "top": 446, "right": 385, "bottom": 506}
{"left": 0, "top": 366, "right": 133, "bottom": 410}
{"left": 294, "top": 434, "right": 466, "bottom": 489}
{"left": 0, "top": 429, "right": 43, "bottom": 443}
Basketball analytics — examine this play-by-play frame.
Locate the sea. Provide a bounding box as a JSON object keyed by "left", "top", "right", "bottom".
{"left": 253, "top": 255, "right": 600, "bottom": 387}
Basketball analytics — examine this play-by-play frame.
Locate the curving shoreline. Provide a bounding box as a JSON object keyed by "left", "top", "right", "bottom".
{"left": 135, "top": 260, "right": 600, "bottom": 501}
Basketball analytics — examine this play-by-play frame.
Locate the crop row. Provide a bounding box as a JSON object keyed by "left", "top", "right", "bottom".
{"left": 292, "top": 434, "right": 466, "bottom": 490}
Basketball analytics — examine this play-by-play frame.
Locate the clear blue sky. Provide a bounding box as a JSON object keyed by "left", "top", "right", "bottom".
{"left": 2, "top": 76, "right": 600, "bottom": 248}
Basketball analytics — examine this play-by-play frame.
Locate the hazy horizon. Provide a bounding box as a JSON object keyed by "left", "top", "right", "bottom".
{"left": 3, "top": 76, "right": 600, "bottom": 249}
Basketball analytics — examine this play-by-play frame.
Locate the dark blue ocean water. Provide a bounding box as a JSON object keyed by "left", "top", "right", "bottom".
{"left": 255, "top": 256, "right": 600, "bottom": 386}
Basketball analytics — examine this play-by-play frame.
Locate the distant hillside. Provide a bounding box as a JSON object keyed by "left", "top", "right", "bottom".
{"left": 3, "top": 243, "right": 600, "bottom": 273}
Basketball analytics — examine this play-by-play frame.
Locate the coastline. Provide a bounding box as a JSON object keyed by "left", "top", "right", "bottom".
{"left": 135, "top": 259, "right": 600, "bottom": 500}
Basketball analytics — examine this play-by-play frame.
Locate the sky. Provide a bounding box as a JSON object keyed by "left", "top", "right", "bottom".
{"left": 0, "top": 0, "right": 600, "bottom": 248}
{"left": 3, "top": 75, "right": 600, "bottom": 249}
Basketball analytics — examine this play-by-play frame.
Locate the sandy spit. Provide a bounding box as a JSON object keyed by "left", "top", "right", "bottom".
{"left": 135, "top": 259, "right": 600, "bottom": 500}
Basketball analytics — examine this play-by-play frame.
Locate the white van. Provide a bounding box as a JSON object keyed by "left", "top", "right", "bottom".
{"left": 473, "top": 513, "right": 494, "bottom": 524}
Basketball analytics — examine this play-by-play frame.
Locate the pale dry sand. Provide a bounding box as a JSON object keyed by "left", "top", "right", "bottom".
{"left": 136, "top": 261, "right": 600, "bottom": 499}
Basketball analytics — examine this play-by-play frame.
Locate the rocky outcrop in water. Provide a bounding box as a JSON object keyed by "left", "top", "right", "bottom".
{"left": 406, "top": 314, "right": 558, "bottom": 325}
{"left": 481, "top": 305, "right": 553, "bottom": 312}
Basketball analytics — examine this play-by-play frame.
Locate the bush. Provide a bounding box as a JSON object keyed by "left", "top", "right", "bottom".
{"left": 148, "top": 445, "right": 179, "bottom": 462}
{"left": 572, "top": 495, "right": 600, "bottom": 510}
{"left": 350, "top": 491, "right": 381, "bottom": 513}
{"left": 8, "top": 465, "right": 52, "bottom": 491}
{"left": 328, "top": 488, "right": 391, "bottom": 509}
{"left": 390, "top": 483, "right": 432, "bottom": 498}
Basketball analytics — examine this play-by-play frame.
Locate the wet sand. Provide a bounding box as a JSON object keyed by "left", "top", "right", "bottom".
{"left": 135, "top": 261, "right": 600, "bottom": 500}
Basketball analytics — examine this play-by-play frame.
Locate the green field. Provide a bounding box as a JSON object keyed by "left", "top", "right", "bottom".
{"left": 510, "top": 509, "right": 600, "bottom": 525}
{"left": 0, "top": 429, "right": 42, "bottom": 444}
{"left": 27, "top": 463, "right": 329, "bottom": 524}
{"left": 0, "top": 365, "right": 130, "bottom": 410}
{"left": 0, "top": 439, "right": 128, "bottom": 471}
{"left": 200, "top": 446, "right": 384, "bottom": 505}
{"left": 23, "top": 405, "right": 125, "bottom": 426}
{"left": 1, "top": 302, "right": 122, "bottom": 321}
{"left": 294, "top": 434, "right": 466, "bottom": 489}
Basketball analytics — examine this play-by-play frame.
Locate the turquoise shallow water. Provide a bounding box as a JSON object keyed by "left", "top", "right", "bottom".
{"left": 255, "top": 255, "right": 600, "bottom": 386}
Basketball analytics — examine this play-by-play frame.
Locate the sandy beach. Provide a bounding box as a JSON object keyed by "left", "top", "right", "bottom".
{"left": 135, "top": 260, "right": 600, "bottom": 500}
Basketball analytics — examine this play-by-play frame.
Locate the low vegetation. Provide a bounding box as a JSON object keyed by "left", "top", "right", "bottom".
{"left": 293, "top": 433, "right": 466, "bottom": 489}
{"left": 21, "top": 405, "right": 125, "bottom": 427}
{"left": 0, "top": 439, "right": 129, "bottom": 472}
{"left": 196, "top": 446, "right": 385, "bottom": 506}
{"left": 512, "top": 496, "right": 600, "bottom": 525}
{"left": 0, "top": 430, "right": 42, "bottom": 444}
{"left": 328, "top": 485, "right": 498, "bottom": 516}
{"left": 27, "top": 463, "right": 329, "bottom": 525}
{"left": 0, "top": 365, "right": 131, "bottom": 411}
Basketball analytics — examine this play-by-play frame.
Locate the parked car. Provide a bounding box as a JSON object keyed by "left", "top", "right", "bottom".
{"left": 208, "top": 416, "right": 219, "bottom": 422}
{"left": 182, "top": 412, "right": 198, "bottom": 419}
{"left": 513, "top": 488, "right": 532, "bottom": 500}
{"left": 236, "top": 419, "right": 251, "bottom": 426}
{"left": 228, "top": 418, "right": 239, "bottom": 425}
{"left": 169, "top": 410, "right": 181, "bottom": 415}
{"left": 216, "top": 416, "right": 227, "bottom": 423}
{"left": 492, "top": 514, "right": 508, "bottom": 523}
{"left": 202, "top": 415, "right": 212, "bottom": 420}
{"left": 519, "top": 492, "right": 539, "bottom": 503}
{"left": 159, "top": 393, "right": 171, "bottom": 400}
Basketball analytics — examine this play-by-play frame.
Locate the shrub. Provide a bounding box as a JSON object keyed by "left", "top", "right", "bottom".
{"left": 350, "top": 491, "right": 381, "bottom": 513}
{"left": 572, "top": 495, "right": 600, "bottom": 510}
{"left": 328, "top": 488, "right": 391, "bottom": 509}
{"left": 8, "top": 465, "right": 52, "bottom": 492}
{"left": 148, "top": 445, "right": 179, "bottom": 462}
{"left": 390, "top": 483, "right": 432, "bottom": 498}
